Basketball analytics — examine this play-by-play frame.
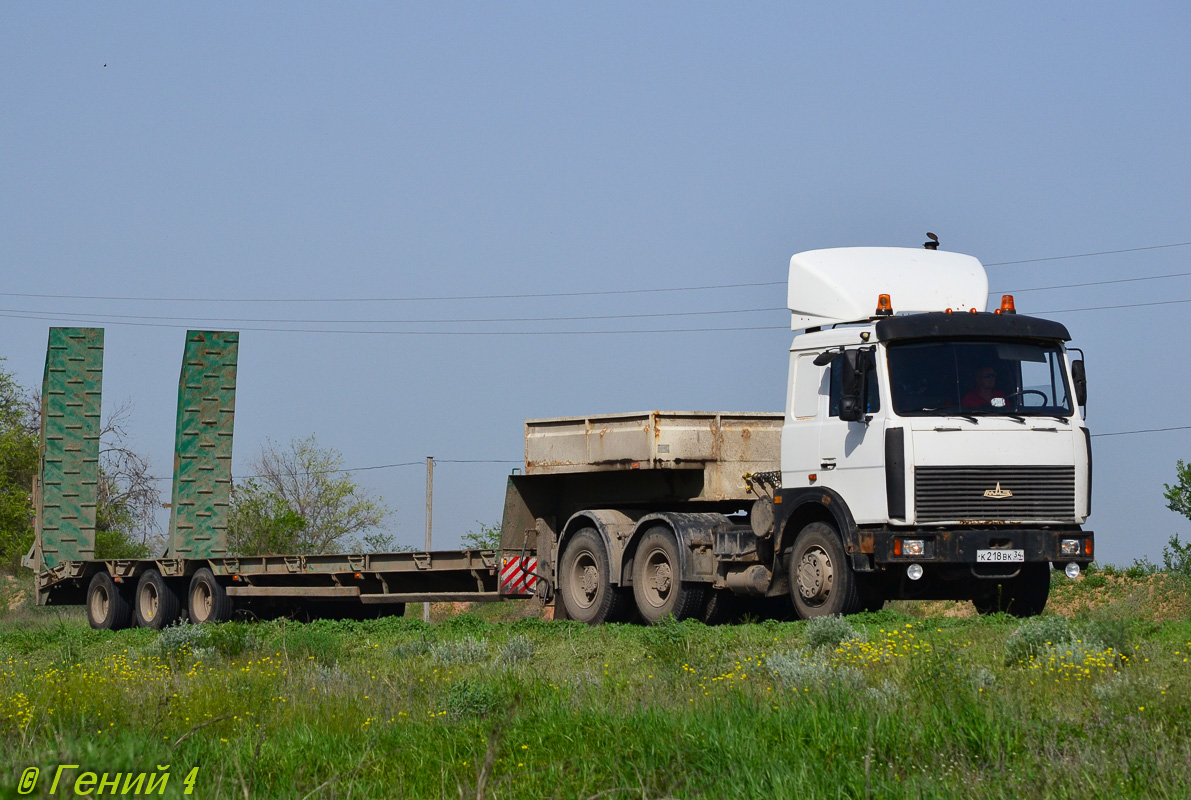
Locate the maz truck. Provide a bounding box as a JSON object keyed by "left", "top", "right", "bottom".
{"left": 28, "top": 245, "right": 1093, "bottom": 629}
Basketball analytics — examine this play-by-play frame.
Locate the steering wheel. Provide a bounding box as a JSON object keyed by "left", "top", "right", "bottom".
{"left": 1003, "top": 389, "right": 1048, "bottom": 407}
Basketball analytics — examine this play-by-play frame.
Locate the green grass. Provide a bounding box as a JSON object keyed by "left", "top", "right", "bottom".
{"left": 1, "top": 575, "right": 1190, "bottom": 799}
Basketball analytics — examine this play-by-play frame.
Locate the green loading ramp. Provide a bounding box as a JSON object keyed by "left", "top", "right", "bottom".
{"left": 165, "top": 331, "right": 239, "bottom": 558}
{"left": 24, "top": 328, "right": 104, "bottom": 571}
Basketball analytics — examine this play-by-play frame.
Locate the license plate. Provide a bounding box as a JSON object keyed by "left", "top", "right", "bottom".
{"left": 977, "top": 549, "right": 1024, "bottom": 563}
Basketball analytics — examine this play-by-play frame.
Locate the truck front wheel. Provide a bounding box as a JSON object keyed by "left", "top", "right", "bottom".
{"left": 788, "top": 522, "right": 863, "bottom": 619}
{"left": 632, "top": 526, "right": 706, "bottom": 624}
{"left": 559, "top": 528, "right": 630, "bottom": 625}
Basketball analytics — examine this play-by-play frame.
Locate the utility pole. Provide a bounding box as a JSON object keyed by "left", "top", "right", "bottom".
{"left": 424, "top": 456, "right": 434, "bottom": 622}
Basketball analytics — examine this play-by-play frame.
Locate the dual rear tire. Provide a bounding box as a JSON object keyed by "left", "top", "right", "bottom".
{"left": 86, "top": 572, "right": 134, "bottom": 630}
{"left": 557, "top": 525, "right": 707, "bottom": 625}
{"left": 135, "top": 570, "right": 185, "bottom": 630}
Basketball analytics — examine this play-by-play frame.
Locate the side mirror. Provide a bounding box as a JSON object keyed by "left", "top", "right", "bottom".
{"left": 1071, "top": 359, "right": 1087, "bottom": 407}
{"left": 838, "top": 350, "right": 864, "bottom": 422}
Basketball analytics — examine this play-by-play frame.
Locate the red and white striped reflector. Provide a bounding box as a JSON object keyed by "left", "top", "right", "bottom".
{"left": 500, "top": 556, "right": 538, "bottom": 596}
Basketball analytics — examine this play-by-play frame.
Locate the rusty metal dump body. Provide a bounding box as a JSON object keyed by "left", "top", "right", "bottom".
{"left": 525, "top": 411, "right": 781, "bottom": 500}
{"left": 502, "top": 412, "right": 781, "bottom": 555}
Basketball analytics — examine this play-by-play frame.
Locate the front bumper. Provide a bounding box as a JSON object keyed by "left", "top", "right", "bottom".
{"left": 871, "top": 528, "right": 1094, "bottom": 567}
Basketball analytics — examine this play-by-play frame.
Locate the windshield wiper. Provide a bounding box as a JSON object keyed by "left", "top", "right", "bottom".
{"left": 921, "top": 406, "right": 979, "bottom": 424}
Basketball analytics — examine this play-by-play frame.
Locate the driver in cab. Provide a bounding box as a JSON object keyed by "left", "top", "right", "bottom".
{"left": 962, "top": 366, "right": 1007, "bottom": 409}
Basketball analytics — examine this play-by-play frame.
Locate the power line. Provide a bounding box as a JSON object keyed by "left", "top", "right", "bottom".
{"left": 3, "top": 240, "right": 1188, "bottom": 306}
{"left": 0, "top": 304, "right": 785, "bottom": 326}
{"left": 994, "top": 270, "right": 1191, "bottom": 295}
{"left": 1034, "top": 298, "right": 1191, "bottom": 315}
{"left": 0, "top": 311, "right": 787, "bottom": 335}
{"left": 0, "top": 280, "right": 787, "bottom": 305}
{"left": 984, "top": 241, "right": 1191, "bottom": 267}
{"left": 1091, "top": 425, "right": 1191, "bottom": 438}
{"left": 150, "top": 457, "right": 522, "bottom": 481}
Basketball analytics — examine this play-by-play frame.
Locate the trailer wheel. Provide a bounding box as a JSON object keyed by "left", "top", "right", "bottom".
{"left": 559, "top": 528, "right": 629, "bottom": 625}
{"left": 632, "top": 527, "right": 706, "bottom": 624}
{"left": 86, "top": 572, "right": 133, "bottom": 630}
{"left": 972, "top": 563, "right": 1050, "bottom": 617}
{"left": 188, "top": 568, "right": 233, "bottom": 624}
{"left": 788, "top": 522, "right": 863, "bottom": 619}
{"left": 135, "top": 569, "right": 184, "bottom": 630}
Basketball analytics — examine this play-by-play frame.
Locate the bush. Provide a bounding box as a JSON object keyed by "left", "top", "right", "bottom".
{"left": 149, "top": 621, "right": 212, "bottom": 657}
{"left": 206, "top": 623, "right": 256, "bottom": 657}
{"left": 446, "top": 680, "right": 501, "bottom": 717}
{"left": 768, "top": 648, "right": 865, "bottom": 692}
{"left": 804, "top": 615, "right": 861, "bottom": 650}
{"left": 278, "top": 622, "right": 342, "bottom": 666}
{"left": 429, "top": 636, "right": 488, "bottom": 665}
{"left": 1077, "top": 617, "right": 1136, "bottom": 656}
{"left": 391, "top": 635, "right": 433, "bottom": 660}
{"left": 1162, "top": 534, "right": 1191, "bottom": 576}
{"left": 437, "top": 613, "right": 490, "bottom": 636}
{"left": 497, "top": 634, "right": 535, "bottom": 666}
{"left": 1004, "top": 616, "right": 1075, "bottom": 665}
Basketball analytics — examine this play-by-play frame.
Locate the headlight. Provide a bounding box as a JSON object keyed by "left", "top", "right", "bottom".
{"left": 1060, "top": 539, "right": 1080, "bottom": 556}
{"left": 903, "top": 539, "right": 925, "bottom": 557}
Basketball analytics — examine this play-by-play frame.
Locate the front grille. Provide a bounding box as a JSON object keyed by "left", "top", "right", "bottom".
{"left": 914, "top": 465, "right": 1075, "bottom": 522}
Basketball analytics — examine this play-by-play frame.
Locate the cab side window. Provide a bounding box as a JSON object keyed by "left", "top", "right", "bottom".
{"left": 828, "top": 353, "right": 880, "bottom": 417}
{"left": 792, "top": 355, "right": 822, "bottom": 418}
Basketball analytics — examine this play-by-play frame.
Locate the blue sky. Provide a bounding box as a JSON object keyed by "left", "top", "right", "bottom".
{"left": 2, "top": 4, "right": 1189, "bottom": 564}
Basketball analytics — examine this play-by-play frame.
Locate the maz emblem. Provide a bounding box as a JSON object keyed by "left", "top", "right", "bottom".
{"left": 984, "top": 482, "right": 1013, "bottom": 499}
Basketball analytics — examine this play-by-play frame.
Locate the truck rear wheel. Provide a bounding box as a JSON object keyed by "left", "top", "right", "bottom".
{"left": 135, "top": 569, "right": 184, "bottom": 630}
{"left": 559, "top": 528, "right": 629, "bottom": 625}
{"left": 632, "top": 526, "right": 706, "bottom": 624}
{"left": 788, "top": 522, "right": 863, "bottom": 619}
{"left": 87, "top": 572, "right": 133, "bottom": 630}
{"left": 188, "top": 568, "right": 233, "bottom": 624}
{"left": 701, "top": 589, "right": 742, "bottom": 625}
{"left": 972, "top": 563, "right": 1050, "bottom": 617}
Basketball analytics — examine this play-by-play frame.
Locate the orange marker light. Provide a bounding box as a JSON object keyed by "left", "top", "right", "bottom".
{"left": 875, "top": 294, "right": 893, "bottom": 316}
{"left": 1085, "top": 539, "right": 1093, "bottom": 556}
{"left": 944, "top": 308, "right": 953, "bottom": 314}
{"left": 808, "top": 474, "right": 817, "bottom": 483}
{"left": 1001, "top": 295, "right": 1017, "bottom": 314}
{"left": 969, "top": 308, "right": 978, "bottom": 313}
{"left": 893, "top": 539, "right": 903, "bottom": 556}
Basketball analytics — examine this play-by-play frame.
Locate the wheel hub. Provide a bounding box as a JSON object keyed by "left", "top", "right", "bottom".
{"left": 580, "top": 565, "right": 599, "bottom": 599}
{"left": 90, "top": 585, "right": 109, "bottom": 621}
{"left": 797, "top": 548, "right": 834, "bottom": 603}
{"left": 651, "top": 562, "right": 672, "bottom": 595}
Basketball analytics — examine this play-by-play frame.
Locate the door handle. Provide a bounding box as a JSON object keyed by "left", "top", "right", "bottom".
{"left": 820, "top": 462, "right": 836, "bottom": 470}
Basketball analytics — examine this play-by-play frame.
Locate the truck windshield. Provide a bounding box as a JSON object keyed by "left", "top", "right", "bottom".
{"left": 886, "top": 339, "right": 1074, "bottom": 417}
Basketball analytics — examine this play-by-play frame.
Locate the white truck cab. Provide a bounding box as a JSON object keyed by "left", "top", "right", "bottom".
{"left": 773, "top": 247, "right": 1092, "bottom": 617}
